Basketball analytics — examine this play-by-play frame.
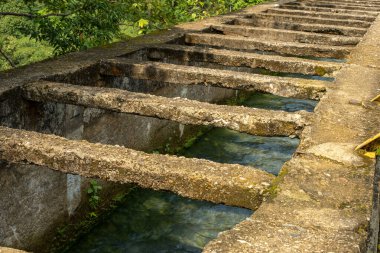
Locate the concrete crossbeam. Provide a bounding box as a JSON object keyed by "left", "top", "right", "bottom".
{"left": 0, "top": 126, "right": 275, "bottom": 210}
{"left": 291, "top": 1, "right": 380, "bottom": 11}
{"left": 185, "top": 33, "right": 351, "bottom": 59}
{"left": 322, "top": 0, "right": 380, "bottom": 5}
{"left": 266, "top": 8, "right": 376, "bottom": 22}
{"left": 211, "top": 24, "right": 360, "bottom": 46}
{"left": 99, "top": 58, "right": 328, "bottom": 100}
{"left": 316, "top": 0, "right": 380, "bottom": 5}
{"left": 279, "top": 4, "right": 379, "bottom": 16}
{"left": 304, "top": 0, "right": 380, "bottom": 7}
{"left": 233, "top": 17, "right": 367, "bottom": 37}
{"left": 250, "top": 13, "right": 372, "bottom": 28}
{"left": 147, "top": 44, "right": 342, "bottom": 76}
{"left": 23, "top": 81, "right": 309, "bottom": 137}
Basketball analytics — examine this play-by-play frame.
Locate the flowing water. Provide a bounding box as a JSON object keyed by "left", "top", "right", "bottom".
{"left": 67, "top": 92, "right": 317, "bottom": 253}
{"left": 179, "top": 128, "right": 300, "bottom": 175}
{"left": 69, "top": 189, "right": 252, "bottom": 253}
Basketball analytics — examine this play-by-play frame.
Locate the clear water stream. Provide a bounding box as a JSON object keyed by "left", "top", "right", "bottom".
{"left": 66, "top": 92, "right": 317, "bottom": 253}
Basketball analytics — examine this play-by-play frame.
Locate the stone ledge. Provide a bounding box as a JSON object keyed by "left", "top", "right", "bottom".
{"left": 22, "top": 81, "right": 308, "bottom": 137}
{"left": 211, "top": 24, "right": 360, "bottom": 46}
{"left": 100, "top": 58, "right": 328, "bottom": 100}
{"left": 203, "top": 154, "right": 373, "bottom": 252}
{"left": 148, "top": 44, "right": 342, "bottom": 76}
{"left": 0, "top": 126, "right": 275, "bottom": 210}
{"left": 185, "top": 32, "right": 352, "bottom": 59}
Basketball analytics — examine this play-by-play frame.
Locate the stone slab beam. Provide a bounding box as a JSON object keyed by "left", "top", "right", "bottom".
{"left": 23, "top": 81, "right": 309, "bottom": 137}
{"left": 211, "top": 24, "right": 360, "bottom": 46}
{"left": 233, "top": 17, "right": 367, "bottom": 37}
{"left": 279, "top": 4, "right": 379, "bottom": 16}
{"left": 266, "top": 8, "right": 376, "bottom": 21}
{"left": 250, "top": 13, "right": 372, "bottom": 28}
{"left": 185, "top": 33, "right": 351, "bottom": 59}
{"left": 148, "top": 44, "right": 342, "bottom": 76}
{"left": 0, "top": 126, "right": 275, "bottom": 210}
{"left": 100, "top": 58, "right": 327, "bottom": 100}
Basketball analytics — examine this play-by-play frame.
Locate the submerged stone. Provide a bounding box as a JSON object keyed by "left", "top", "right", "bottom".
{"left": 67, "top": 188, "right": 252, "bottom": 253}
{"left": 179, "top": 92, "right": 315, "bottom": 175}
{"left": 242, "top": 92, "right": 318, "bottom": 112}
{"left": 180, "top": 128, "right": 299, "bottom": 175}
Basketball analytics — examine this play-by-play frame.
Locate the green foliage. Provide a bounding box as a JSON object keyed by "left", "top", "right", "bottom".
{"left": 1, "top": 36, "right": 53, "bottom": 67}
{"left": 0, "top": 0, "right": 265, "bottom": 71}
{"left": 87, "top": 180, "right": 102, "bottom": 209}
{"left": 28, "top": 0, "right": 127, "bottom": 54}
{"left": 124, "top": 0, "right": 264, "bottom": 34}
{"left": 0, "top": 1, "right": 52, "bottom": 70}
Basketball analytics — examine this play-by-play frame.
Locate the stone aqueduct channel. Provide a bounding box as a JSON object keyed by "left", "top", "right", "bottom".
{"left": 1, "top": 0, "right": 380, "bottom": 252}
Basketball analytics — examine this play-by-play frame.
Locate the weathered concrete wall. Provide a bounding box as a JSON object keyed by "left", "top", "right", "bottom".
{"left": 0, "top": 59, "right": 238, "bottom": 252}
{"left": 0, "top": 89, "right": 24, "bottom": 129}
{"left": 0, "top": 162, "right": 67, "bottom": 250}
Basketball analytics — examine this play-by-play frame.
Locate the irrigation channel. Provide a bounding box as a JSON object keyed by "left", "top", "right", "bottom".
{"left": 67, "top": 92, "right": 317, "bottom": 253}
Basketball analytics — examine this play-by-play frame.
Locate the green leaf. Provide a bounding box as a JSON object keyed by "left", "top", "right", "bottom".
{"left": 89, "top": 212, "right": 97, "bottom": 218}
{"left": 137, "top": 18, "right": 149, "bottom": 28}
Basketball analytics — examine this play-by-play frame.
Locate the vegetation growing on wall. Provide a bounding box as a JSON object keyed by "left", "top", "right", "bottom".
{"left": 0, "top": 0, "right": 264, "bottom": 71}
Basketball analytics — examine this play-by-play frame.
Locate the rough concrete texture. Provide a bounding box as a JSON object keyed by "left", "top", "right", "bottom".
{"left": 147, "top": 44, "right": 342, "bottom": 76}
{"left": 0, "top": 126, "right": 274, "bottom": 210}
{"left": 233, "top": 17, "right": 367, "bottom": 37}
{"left": 324, "top": 0, "right": 380, "bottom": 5}
{"left": 185, "top": 32, "right": 351, "bottom": 58}
{"left": 318, "top": 0, "right": 380, "bottom": 5}
{"left": 303, "top": 0, "right": 380, "bottom": 8}
{"left": 0, "top": 162, "right": 67, "bottom": 250}
{"left": 299, "top": 66, "right": 380, "bottom": 151}
{"left": 280, "top": 4, "right": 379, "bottom": 16}
{"left": 100, "top": 58, "right": 327, "bottom": 99}
{"left": 211, "top": 24, "right": 360, "bottom": 46}
{"left": 203, "top": 155, "right": 373, "bottom": 252}
{"left": 348, "top": 14, "right": 380, "bottom": 68}
{"left": 250, "top": 13, "right": 372, "bottom": 28}
{"left": 21, "top": 98, "right": 207, "bottom": 154}
{"left": 203, "top": 14, "right": 380, "bottom": 253}
{"left": 293, "top": 1, "right": 380, "bottom": 11}
{"left": 23, "top": 81, "right": 309, "bottom": 137}
{"left": 327, "top": 0, "right": 380, "bottom": 3}
{"left": 266, "top": 8, "right": 377, "bottom": 21}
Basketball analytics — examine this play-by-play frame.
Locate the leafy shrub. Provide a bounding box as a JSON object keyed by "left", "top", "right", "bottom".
{"left": 0, "top": 0, "right": 265, "bottom": 71}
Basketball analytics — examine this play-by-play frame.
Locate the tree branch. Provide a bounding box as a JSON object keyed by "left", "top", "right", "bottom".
{"left": 0, "top": 12, "right": 71, "bottom": 18}
{"left": 0, "top": 47, "right": 16, "bottom": 68}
